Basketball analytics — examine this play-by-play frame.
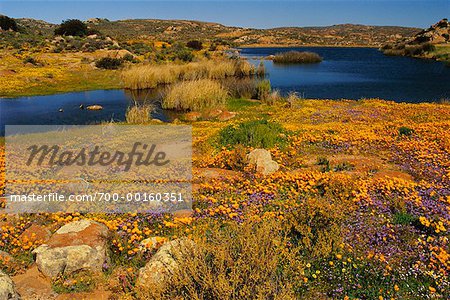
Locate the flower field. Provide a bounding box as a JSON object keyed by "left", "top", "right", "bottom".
{"left": 0, "top": 98, "right": 449, "bottom": 299}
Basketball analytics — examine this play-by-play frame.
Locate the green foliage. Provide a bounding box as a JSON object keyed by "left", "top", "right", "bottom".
{"left": 0, "top": 15, "right": 18, "bottom": 31}
{"left": 393, "top": 212, "right": 417, "bottom": 225}
{"left": 54, "top": 19, "right": 88, "bottom": 37}
{"left": 316, "top": 157, "right": 331, "bottom": 172}
{"left": 52, "top": 271, "right": 96, "bottom": 294}
{"left": 95, "top": 57, "right": 123, "bottom": 70}
{"left": 218, "top": 119, "right": 288, "bottom": 149}
{"left": 186, "top": 40, "right": 203, "bottom": 50}
{"left": 333, "top": 162, "right": 355, "bottom": 172}
{"left": 399, "top": 126, "right": 414, "bottom": 136}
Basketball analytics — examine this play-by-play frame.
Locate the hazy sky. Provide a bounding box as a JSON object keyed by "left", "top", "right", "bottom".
{"left": 0, "top": 1, "right": 448, "bottom": 29}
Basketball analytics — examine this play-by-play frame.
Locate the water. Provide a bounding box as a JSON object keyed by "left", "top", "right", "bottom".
{"left": 240, "top": 47, "right": 450, "bottom": 102}
{"left": 0, "top": 89, "right": 179, "bottom": 135}
{"left": 1, "top": 47, "right": 449, "bottom": 135}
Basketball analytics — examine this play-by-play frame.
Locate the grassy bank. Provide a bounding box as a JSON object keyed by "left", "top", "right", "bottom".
{"left": 0, "top": 51, "right": 122, "bottom": 98}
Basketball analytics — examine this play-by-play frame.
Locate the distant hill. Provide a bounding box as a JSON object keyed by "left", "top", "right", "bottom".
{"left": 7, "top": 17, "right": 420, "bottom": 47}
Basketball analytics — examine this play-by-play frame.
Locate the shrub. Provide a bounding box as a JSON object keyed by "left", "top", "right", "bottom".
{"left": 333, "top": 161, "right": 355, "bottom": 172}
{"left": 256, "top": 61, "right": 265, "bottom": 77}
{"left": 399, "top": 126, "right": 414, "bottom": 136}
{"left": 256, "top": 80, "right": 271, "bottom": 101}
{"left": 23, "top": 56, "right": 38, "bottom": 66}
{"left": 0, "top": 15, "right": 18, "bottom": 31}
{"left": 186, "top": 40, "right": 203, "bottom": 50}
{"left": 286, "top": 91, "right": 302, "bottom": 108}
{"left": 95, "top": 57, "right": 123, "bottom": 69}
{"left": 218, "top": 119, "right": 288, "bottom": 149}
{"left": 125, "top": 104, "right": 154, "bottom": 124}
{"left": 54, "top": 19, "right": 88, "bottom": 37}
{"left": 163, "top": 79, "right": 228, "bottom": 111}
{"left": 273, "top": 51, "right": 322, "bottom": 64}
{"left": 137, "top": 220, "right": 300, "bottom": 299}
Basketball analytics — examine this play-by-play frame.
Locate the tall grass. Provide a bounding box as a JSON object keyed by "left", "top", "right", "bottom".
{"left": 122, "top": 59, "right": 257, "bottom": 90}
{"left": 125, "top": 104, "right": 154, "bottom": 124}
{"left": 273, "top": 51, "right": 322, "bottom": 64}
{"left": 163, "top": 79, "right": 228, "bottom": 111}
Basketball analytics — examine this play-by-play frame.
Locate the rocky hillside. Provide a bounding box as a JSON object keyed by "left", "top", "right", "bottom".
{"left": 381, "top": 19, "right": 450, "bottom": 62}
{"left": 1, "top": 16, "right": 420, "bottom": 47}
{"left": 91, "top": 19, "right": 419, "bottom": 47}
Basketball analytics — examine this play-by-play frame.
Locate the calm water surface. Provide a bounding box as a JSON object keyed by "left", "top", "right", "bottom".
{"left": 240, "top": 47, "right": 450, "bottom": 102}
{"left": 1, "top": 47, "right": 449, "bottom": 134}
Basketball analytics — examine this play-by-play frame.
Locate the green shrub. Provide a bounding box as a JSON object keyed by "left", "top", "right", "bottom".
{"left": 0, "top": 15, "right": 18, "bottom": 31}
{"left": 333, "top": 162, "right": 355, "bottom": 172}
{"left": 54, "top": 19, "right": 88, "bottom": 37}
{"left": 186, "top": 40, "right": 203, "bottom": 50}
{"left": 218, "top": 119, "right": 288, "bottom": 149}
{"left": 95, "top": 57, "right": 123, "bottom": 69}
{"left": 399, "top": 126, "right": 414, "bottom": 136}
{"left": 316, "top": 157, "right": 330, "bottom": 172}
{"left": 23, "top": 56, "right": 38, "bottom": 65}
{"left": 273, "top": 51, "right": 322, "bottom": 64}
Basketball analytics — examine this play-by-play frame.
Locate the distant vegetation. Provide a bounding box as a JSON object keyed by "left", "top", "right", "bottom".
{"left": 0, "top": 15, "right": 18, "bottom": 31}
{"left": 122, "top": 59, "right": 257, "bottom": 90}
{"left": 54, "top": 19, "right": 88, "bottom": 36}
{"left": 163, "top": 79, "right": 228, "bottom": 111}
{"left": 272, "top": 51, "right": 323, "bottom": 64}
{"left": 382, "top": 43, "right": 435, "bottom": 57}
{"left": 186, "top": 40, "right": 203, "bottom": 50}
{"left": 95, "top": 57, "right": 123, "bottom": 69}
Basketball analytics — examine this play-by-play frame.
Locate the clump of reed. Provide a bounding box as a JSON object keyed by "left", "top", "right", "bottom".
{"left": 163, "top": 79, "right": 228, "bottom": 111}
{"left": 122, "top": 59, "right": 257, "bottom": 90}
{"left": 272, "top": 51, "right": 322, "bottom": 64}
{"left": 125, "top": 104, "right": 154, "bottom": 124}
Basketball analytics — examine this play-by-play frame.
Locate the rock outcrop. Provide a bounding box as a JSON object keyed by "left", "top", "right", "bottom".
{"left": 0, "top": 271, "right": 20, "bottom": 300}
{"left": 247, "top": 149, "right": 279, "bottom": 176}
{"left": 33, "top": 219, "right": 109, "bottom": 278}
{"left": 137, "top": 238, "right": 195, "bottom": 289}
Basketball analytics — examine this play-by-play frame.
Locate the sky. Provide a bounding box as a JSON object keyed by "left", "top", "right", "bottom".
{"left": 0, "top": 1, "right": 448, "bottom": 29}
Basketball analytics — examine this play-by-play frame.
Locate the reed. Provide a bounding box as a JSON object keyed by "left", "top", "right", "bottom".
{"left": 125, "top": 104, "right": 154, "bottom": 124}
{"left": 163, "top": 79, "right": 228, "bottom": 111}
{"left": 273, "top": 51, "right": 322, "bottom": 64}
{"left": 122, "top": 59, "right": 256, "bottom": 90}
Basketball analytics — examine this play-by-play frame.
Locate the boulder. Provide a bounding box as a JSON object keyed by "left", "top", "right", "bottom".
{"left": 137, "top": 238, "right": 195, "bottom": 289}
{"left": 183, "top": 112, "right": 201, "bottom": 122}
{"left": 0, "top": 271, "right": 20, "bottom": 300}
{"left": 247, "top": 149, "right": 279, "bottom": 176}
{"left": 86, "top": 105, "right": 103, "bottom": 110}
{"left": 32, "top": 219, "right": 109, "bottom": 278}
{"left": 19, "top": 224, "right": 51, "bottom": 246}
{"left": 217, "top": 110, "right": 236, "bottom": 121}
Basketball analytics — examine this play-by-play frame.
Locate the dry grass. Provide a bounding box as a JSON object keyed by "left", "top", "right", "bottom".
{"left": 125, "top": 104, "right": 154, "bottom": 123}
{"left": 273, "top": 51, "right": 322, "bottom": 64}
{"left": 122, "top": 59, "right": 256, "bottom": 90}
{"left": 163, "top": 79, "right": 228, "bottom": 111}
